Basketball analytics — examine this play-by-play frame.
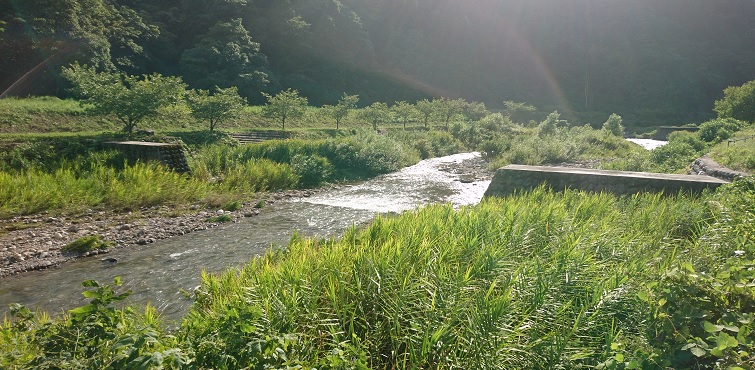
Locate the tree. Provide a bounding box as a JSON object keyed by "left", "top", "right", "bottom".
{"left": 415, "top": 99, "right": 436, "bottom": 128}
{"left": 0, "top": 0, "right": 158, "bottom": 96}
{"left": 503, "top": 101, "right": 537, "bottom": 124}
{"left": 323, "top": 93, "right": 359, "bottom": 129}
{"left": 187, "top": 86, "right": 246, "bottom": 132}
{"left": 358, "top": 102, "right": 391, "bottom": 131}
{"left": 714, "top": 80, "right": 755, "bottom": 123}
{"left": 391, "top": 101, "right": 417, "bottom": 130}
{"left": 180, "top": 18, "right": 272, "bottom": 100}
{"left": 602, "top": 113, "right": 625, "bottom": 137}
{"left": 261, "top": 88, "right": 308, "bottom": 130}
{"left": 538, "top": 111, "right": 562, "bottom": 137}
{"left": 462, "top": 101, "right": 489, "bottom": 121}
{"left": 435, "top": 97, "right": 466, "bottom": 130}
{"left": 61, "top": 64, "right": 186, "bottom": 133}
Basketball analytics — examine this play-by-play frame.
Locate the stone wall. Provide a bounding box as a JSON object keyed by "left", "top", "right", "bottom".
{"left": 103, "top": 141, "right": 190, "bottom": 173}
{"left": 484, "top": 165, "right": 728, "bottom": 198}
{"left": 690, "top": 156, "right": 748, "bottom": 182}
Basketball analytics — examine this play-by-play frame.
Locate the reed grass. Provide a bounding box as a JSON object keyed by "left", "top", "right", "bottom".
{"left": 181, "top": 188, "right": 720, "bottom": 368}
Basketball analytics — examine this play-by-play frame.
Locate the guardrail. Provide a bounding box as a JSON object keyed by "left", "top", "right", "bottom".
{"left": 727, "top": 134, "right": 755, "bottom": 146}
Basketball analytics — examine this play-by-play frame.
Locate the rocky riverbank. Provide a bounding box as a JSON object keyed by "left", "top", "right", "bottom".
{"left": 0, "top": 189, "right": 323, "bottom": 278}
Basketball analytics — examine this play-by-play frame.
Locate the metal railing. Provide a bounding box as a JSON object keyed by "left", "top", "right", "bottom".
{"left": 727, "top": 134, "right": 755, "bottom": 146}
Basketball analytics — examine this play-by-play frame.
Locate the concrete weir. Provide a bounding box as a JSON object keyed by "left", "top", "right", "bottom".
{"left": 484, "top": 165, "right": 729, "bottom": 198}
{"left": 103, "top": 141, "right": 190, "bottom": 173}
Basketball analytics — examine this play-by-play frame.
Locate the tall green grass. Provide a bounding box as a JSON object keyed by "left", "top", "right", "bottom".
{"left": 2, "top": 182, "right": 753, "bottom": 368}
{"left": 0, "top": 158, "right": 209, "bottom": 216}
{"left": 180, "top": 188, "right": 727, "bottom": 368}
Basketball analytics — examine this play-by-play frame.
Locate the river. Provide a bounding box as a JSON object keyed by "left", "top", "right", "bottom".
{"left": 0, "top": 152, "right": 491, "bottom": 322}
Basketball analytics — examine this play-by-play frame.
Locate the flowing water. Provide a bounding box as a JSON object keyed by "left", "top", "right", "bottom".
{"left": 0, "top": 153, "right": 491, "bottom": 322}
{"left": 626, "top": 138, "right": 667, "bottom": 150}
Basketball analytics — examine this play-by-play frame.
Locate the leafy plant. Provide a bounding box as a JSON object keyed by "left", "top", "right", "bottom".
{"left": 62, "top": 235, "right": 112, "bottom": 254}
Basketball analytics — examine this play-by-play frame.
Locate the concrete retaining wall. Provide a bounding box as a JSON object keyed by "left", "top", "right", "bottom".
{"left": 484, "top": 165, "right": 728, "bottom": 198}
{"left": 103, "top": 141, "right": 190, "bottom": 173}
{"left": 690, "top": 156, "right": 748, "bottom": 182}
{"left": 652, "top": 126, "right": 699, "bottom": 140}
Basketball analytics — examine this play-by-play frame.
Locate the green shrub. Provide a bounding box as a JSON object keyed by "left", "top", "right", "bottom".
{"left": 62, "top": 235, "right": 112, "bottom": 254}
{"left": 222, "top": 200, "right": 242, "bottom": 212}
{"left": 290, "top": 153, "right": 333, "bottom": 187}
{"left": 650, "top": 140, "right": 702, "bottom": 173}
{"left": 602, "top": 113, "right": 625, "bottom": 137}
{"left": 698, "top": 118, "right": 746, "bottom": 143}
{"left": 208, "top": 214, "right": 232, "bottom": 223}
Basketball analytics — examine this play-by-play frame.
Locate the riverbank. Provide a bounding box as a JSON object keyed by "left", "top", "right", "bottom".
{"left": 0, "top": 154, "right": 493, "bottom": 278}
{"left": 0, "top": 189, "right": 322, "bottom": 278}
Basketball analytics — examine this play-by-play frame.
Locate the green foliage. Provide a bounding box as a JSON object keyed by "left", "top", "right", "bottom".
{"left": 261, "top": 88, "right": 309, "bottom": 130}
{"left": 503, "top": 101, "right": 537, "bottom": 124}
{"left": 602, "top": 113, "right": 625, "bottom": 137}
{"left": 698, "top": 118, "right": 747, "bottom": 143}
{"left": 208, "top": 214, "right": 232, "bottom": 223}
{"left": 0, "top": 0, "right": 157, "bottom": 73}
{"left": 391, "top": 100, "right": 416, "bottom": 129}
{"left": 3, "top": 179, "right": 755, "bottom": 368}
{"left": 650, "top": 133, "right": 706, "bottom": 173}
{"left": 709, "top": 128, "right": 755, "bottom": 172}
{"left": 187, "top": 86, "right": 246, "bottom": 132}
{"left": 434, "top": 97, "right": 467, "bottom": 130}
{"left": 357, "top": 102, "right": 391, "bottom": 131}
{"left": 714, "top": 80, "right": 755, "bottom": 123}
{"left": 408, "top": 130, "right": 466, "bottom": 159}
{"left": 61, "top": 64, "right": 187, "bottom": 133}
{"left": 180, "top": 18, "right": 270, "bottom": 98}
{"left": 62, "top": 235, "right": 112, "bottom": 254}
{"left": 0, "top": 277, "right": 188, "bottom": 369}
{"left": 181, "top": 188, "right": 722, "bottom": 368}
{"left": 415, "top": 99, "right": 436, "bottom": 128}
{"left": 322, "top": 93, "right": 359, "bottom": 130}
{"left": 461, "top": 101, "right": 489, "bottom": 121}
{"left": 290, "top": 153, "right": 333, "bottom": 187}
{"left": 0, "top": 156, "right": 208, "bottom": 217}
{"left": 322, "top": 130, "right": 420, "bottom": 177}
{"left": 538, "top": 110, "right": 562, "bottom": 137}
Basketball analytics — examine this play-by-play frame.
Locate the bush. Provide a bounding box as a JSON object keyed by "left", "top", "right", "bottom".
{"left": 602, "top": 113, "right": 625, "bottom": 137}
{"left": 290, "top": 153, "right": 333, "bottom": 187}
{"left": 62, "top": 235, "right": 112, "bottom": 254}
{"left": 698, "top": 118, "right": 746, "bottom": 143}
{"left": 714, "top": 80, "right": 755, "bottom": 123}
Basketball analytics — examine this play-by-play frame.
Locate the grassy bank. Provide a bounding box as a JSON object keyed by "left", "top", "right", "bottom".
{"left": 0, "top": 130, "right": 432, "bottom": 218}
{"left": 2, "top": 181, "right": 753, "bottom": 369}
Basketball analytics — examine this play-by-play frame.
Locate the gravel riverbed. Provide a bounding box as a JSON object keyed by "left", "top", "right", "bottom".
{"left": 0, "top": 189, "right": 322, "bottom": 278}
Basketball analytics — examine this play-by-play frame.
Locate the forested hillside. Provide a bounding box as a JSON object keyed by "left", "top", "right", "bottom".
{"left": 1, "top": 0, "right": 754, "bottom": 127}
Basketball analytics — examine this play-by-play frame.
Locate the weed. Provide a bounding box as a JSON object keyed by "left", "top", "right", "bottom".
{"left": 62, "top": 235, "right": 112, "bottom": 254}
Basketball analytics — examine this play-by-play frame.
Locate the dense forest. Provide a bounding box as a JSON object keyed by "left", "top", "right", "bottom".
{"left": 1, "top": 0, "right": 754, "bottom": 127}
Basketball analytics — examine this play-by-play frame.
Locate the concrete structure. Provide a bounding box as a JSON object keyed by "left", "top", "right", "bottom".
{"left": 103, "top": 141, "right": 190, "bottom": 173}
{"left": 484, "top": 165, "right": 729, "bottom": 198}
{"left": 652, "top": 126, "right": 699, "bottom": 140}
{"left": 691, "top": 156, "right": 749, "bottom": 181}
